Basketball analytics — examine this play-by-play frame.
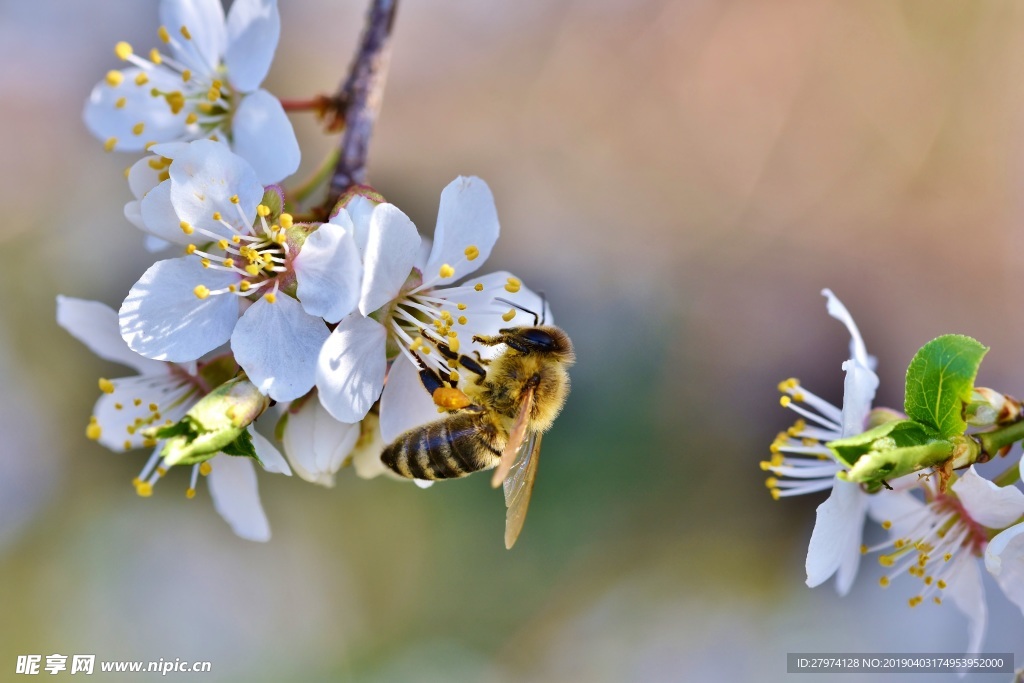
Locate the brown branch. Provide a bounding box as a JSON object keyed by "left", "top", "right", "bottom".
{"left": 327, "top": 0, "right": 398, "bottom": 206}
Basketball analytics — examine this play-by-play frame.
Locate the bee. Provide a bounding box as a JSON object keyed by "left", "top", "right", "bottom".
{"left": 381, "top": 302, "right": 575, "bottom": 548}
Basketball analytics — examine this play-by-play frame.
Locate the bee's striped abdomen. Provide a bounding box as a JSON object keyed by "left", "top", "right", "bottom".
{"left": 381, "top": 413, "right": 501, "bottom": 480}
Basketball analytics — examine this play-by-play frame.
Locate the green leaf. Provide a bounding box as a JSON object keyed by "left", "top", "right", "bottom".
{"left": 904, "top": 334, "right": 988, "bottom": 438}
{"left": 828, "top": 419, "right": 940, "bottom": 468}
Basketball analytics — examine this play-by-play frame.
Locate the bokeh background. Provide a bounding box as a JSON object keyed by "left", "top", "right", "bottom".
{"left": 2, "top": 0, "right": 1024, "bottom": 680}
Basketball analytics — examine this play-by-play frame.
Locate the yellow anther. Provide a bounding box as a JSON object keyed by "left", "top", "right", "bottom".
{"left": 779, "top": 396, "right": 792, "bottom": 408}
{"left": 114, "top": 96, "right": 127, "bottom": 109}
{"left": 933, "top": 597, "right": 942, "bottom": 605}
{"left": 878, "top": 555, "right": 894, "bottom": 567}
{"left": 212, "top": 79, "right": 223, "bottom": 89}
{"left": 265, "top": 292, "right": 277, "bottom": 304}
{"left": 464, "top": 245, "right": 480, "bottom": 261}
{"left": 98, "top": 378, "right": 115, "bottom": 394}
{"left": 275, "top": 232, "right": 287, "bottom": 244}
{"left": 764, "top": 477, "right": 778, "bottom": 488}
{"left": 223, "top": 258, "right": 235, "bottom": 268}
{"left": 229, "top": 194, "right": 240, "bottom": 205}
{"left": 769, "top": 488, "right": 780, "bottom": 500}
{"left": 185, "top": 112, "right": 198, "bottom": 125}
{"left": 179, "top": 221, "right": 194, "bottom": 235}
{"left": 937, "top": 580, "right": 947, "bottom": 589}
{"left": 943, "top": 552, "right": 952, "bottom": 562}
{"left": 456, "top": 303, "right": 467, "bottom": 311}
{"left": 104, "top": 137, "right": 118, "bottom": 152}
{"left": 134, "top": 72, "right": 149, "bottom": 86}
{"left": 502, "top": 308, "right": 516, "bottom": 322}
{"left": 231, "top": 235, "right": 241, "bottom": 244}
{"left": 145, "top": 140, "right": 158, "bottom": 150}
{"left": 132, "top": 122, "right": 145, "bottom": 136}
{"left": 186, "top": 488, "right": 196, "bottom": 499}
{"left": 123, "top": 439, "right": 133, "bottom": 450}
{"left": 142, "top": 437, "right": 157, "bottom": 448}
{"left": 194, "top": 285, "right": 210, "bottom": 299}
{"left": 879, "top": 576, "right": 890, "bottom": 587}
{"left": 180, "top": 25, "right": 192, "bottom": 40}
{"left": 136, "top": 481, "right": 154, "bottom": 497}
{"left": 457, "top": 315, "right": 468, "bottom": 325}
{"left": 257, "top": 204, "right": 270, "bottom": 217}
{"left": 149, "top": 48, "right": 162, "bottom": 65}
{"left": 776, "top": 378, "right": 800, "bottom": 393}
{"left": 132, "top": 398, "right": 142, "bottom": 407}
{"left": 439, "top": 264, "right": 455, "bottom": 279}
{"left": 448, "top": 337, "right": 460, "bottom": 353}
{"left": 894, "top": 539, "right": 905, "bottom": 549}
{"left": 158, "top": 25, "right": 171, "bottom": 43}
{"left": 105, "top": 70, "right": 124, "bottom": 87}
{"left": 449, "top": 371, "right": 460, "bottom": 382}
{"left": 881, "top": 520, "right": 892, "bottom": 530}
{"left": 114, "top": 403, "right": 123, "bottom": 410}
{"left": 505, "top": 277, "right": 521, "bottom": 293}
{"left": 148, "top": 403, "right": 158, "bottom": 412}
{"left": 185, "top": 245, "right": 198, "bottom": 257}
{"left": 860, "top": 544, "right": 867, "bottom": 555}
{"left": 239, "top": 281, "right": 251, "bottom": 292}
{"left": 165, "top": 91, "right": 185, "bottom": 114}
{"left": 441, "top": 310, "right": 453, "bottom": 322}
{"left": 201, "top": 258, "right": 211, "bottom": 268}
{"left": 245, "top": 264, "right": 260, "bottom": 276}
{"left": 199, "top": 462, "right": 212, "bottom": 476}
{"left": 156, "top": 467, "right": 167, "bottom": 476}
{"left": 207, "top": 86, "right": 220, "bottom": 102}
{"left": 217, "top": 239, "right": 229, "bottom": 250}
{"left": 86, "top": 418, "right": 102, "bottom": 440}
{"left": 212, "top": 211, "right": 222, "bottom": 221}
{"left": 181, "top": 69, "right": 192, "bottom": 83}
{"left": 115, "top": 41, "right": 133, "bottom": 60}
{"left": 279, "top": 213, "right": 293, "bottom": 228}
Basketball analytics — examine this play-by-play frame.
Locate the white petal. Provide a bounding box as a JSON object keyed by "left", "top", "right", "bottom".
{"left": 160, "top": 0, "right": 227, "bottom": 74}
{"left": 224, "top": 0, "right": 280, "bottom": 92}
{"left": 93, "top": 374, "right": 194, "bottom": 452}
{"left": 952, "top": 466, "right": 1024, "bottom": 529}
{"left": 339, "top": 196, "right": 375, "bottom": 256}
{"left": 805, "top": 478, "right": 867, "bottom": 594}
{"left": 169, "top": 139, "right": 262, "bottom": 237}
{"left": 944, "top": 555, "right": 987, "bottom": 654}
{"left": 206, "top": 455, "right": 270, "bottom": 542}
{"left": 281, "top": 400, "right": 326, "bottom": 484}
{"left": 144, "top": 236, "right": 173, "bottom": 253}
{"left": 822, "top": 289, "right": 875, "bottom": 370}
{"left": 248, "top": 426, "right": 291, "bottom": 475}
{"left": 424, "top": 177, "right": 499, "bottom": 287}
{"left": 316, "top": 315, "right": 387, "bottom": 422}
{"left": 57, "top": 297, "right": 165, "bottom": 375}
{"left": 985, "top": 522, "right": 1024, "bottom": 615}
{"left": 294, "top": 217, "right": 362, "bottom": 323}
{"left": 140, "top": 179, "right": 193, "bottom": 246}
{"left": 231, "top": 294, "right": 328, "bottom": 401}
{"left": 231, "top": 90, "right": 300, "bottom": 185}
{"left": 379, "top": 353, "right": 442, "bottom": 444}
{"left": 127, "top": 155, "right": 166, "bottom": 200}
{"left": 359, "top": 204, "right": 421, "bottom": 315}
{"left": 314, "top": 405, "right": 360, "bottom": 479}
{"left": 438, "top": 271, "right": 545, "bottom": 360}
{"left": 83, "top": 68, "right": 187, "bottom": 151}
{"left": 839, "top": 359, "right": 878, "bottom": 438}
{"left": 120, "top": 257, "right": 239, "bottom": 361}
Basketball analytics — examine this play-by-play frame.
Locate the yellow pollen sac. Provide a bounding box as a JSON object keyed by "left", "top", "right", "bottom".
{"left": 217, "top": 238, "right": 229, "bottom": 250}
{"left": 457, "top": 315, "right": 467, "bottom": 325}
{"left": 86, "top": 418, "right": 102, "bottom": 440}
{"left": 114, "top": 96, "right": 127, "bottom": 109}
{"left": 779, "top": 396, "right": 792, "bottom": 408}
{"left": 937, "top": 579, "right": 947, "bottom": 589}
{"left": 474, "top": 283, "right": 484, "bottom": 292}
{"left": 156, "top": 466, "right": 167, "bottom": 476}
{"left": 439, "top": 264, "right": 455, "bottom": 279}
{"left": 105, "top": 70, "right": 124, "bottom": 87}
{"left": 449, "top": 370, "right": 461, "bottom": 383}
{"left": 257, "top": 204, "right": 270, "bottom": 217}
{"left": 180, "top": 25, "right": 192, "bottom": 40}
{"left": 134, "top": 72, "right": 149, "bottom": 86}
{"left": 142, "top": 437, "right": 157, "bottom": 448}
{"left": 502, "top": 308, "right": 516, "bottom": 322}
{"left": 265, "top": 292, "right": 277, "bottom": 304}
{"left": 223, "top": 258, "right": 235, "bottom": 268}
{"left": 505, "top": 277, "right": 522, "bottom": 293}
{"left": 132, "top": 122, "right": 145, "bottom": 136}
{"left": 104, "top": 137, "right": 118, "bottom": 152}
{"left": 279, "top": 213, "right": 293, "bottom": 228}
{"left": 464, "top": 245, "right": 480, "bottom": 261}
{"left": 228, "top": 284, "right": 237, "bottom": 293}
{"left": 145, "top": 140, "right": 158, "bottom": 150}
{"left": 457, "top": 303, "right": 467, "bottom": 311}
{"left": 769, "top": 488, "right": 780, "bottom": 501}
{"left": 158, "top": 25, "right": 171, "bottom": 43}
{"left": 879, "top": 576, "right": 890, "bottom": 587}
{"left": 114, "top": 41, "right": 133, "bottom": 60}
{"left": 185, "top": 245, "right": 197, "bottom": 256}
{"left": 207, "top": 86, "right": 221, "bottom": 102}
{"left": 181, "top": 69, "right": 192, "bottom": 83}
{"left": 860, "top": 544, "right": 868, "bottom": 555}
{"left": 201, "top": 258, "right": 211, "bottom": 268}
{"left": 933, "top": 597, "right": 942, "bottom": 605}
{"left": 199, "top": 462, "right": 212, "bottom": 476}
{"left": 245, "top": 264, "right": 260, "bottom": 276}
{"left": 122, "top": 439, "right": 132, "bottom": 450}
{"left": 180, "top": 221, "right": 194, "bottom": 235}
{"left": 98, "top": 378, "right": 115, "bottom": 394}
{"left": 186, "top": 488, "right": 196, "bottom": 499}
{"left": 136, "top": 481, "right": 154, "bottom": 497}
{"left": 448, "top": 337, "right": 460, "bottom": 353}
{"left": 432, "top": 387, "right": 471, "bottom": 410}
{"left": 776, "top": 378, "right": 800, "bottom": 392}
{"left": 878, "top": 554, "right": 894, "bottom": 567}
{"left": 133, "top": 398, "right": 142, "bottom": 407}
{"left": 185, "top": 112, "right": 198, "bottom": 125}
{"left": 229, "top": 194, "right": 240, "bottom": 204}
{"left": 881, "top": 520, "right": 892, "bottom": 530}
{"left": 232, "top": 235, "right": 241, "bottom": 244}
{"left": 165, "top": 91, "right": 185, "bottom": 114}
{"left": 148, "top": 403, "right": 158, "bottom": 412}
{"left": 114, "top": 403, "right": 123, "bottom": 410}
{"left": 149, "top": 48, "right": 162, "bottom": 65}
{"left": 194, "top": 285, "right": 211, "bottom": 299}
{"left": 239, "top": 281, "right": 252, "bottom": 292}
{"left": 441, "top": 310, "right": 453, "bottom": 322}
{"left": 212, "top": 211, "right": 222, "bottom": 221}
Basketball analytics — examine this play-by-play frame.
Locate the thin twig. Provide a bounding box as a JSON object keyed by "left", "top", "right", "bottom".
{"left": 327, "top": 0, "right": 398, "bottom": 205}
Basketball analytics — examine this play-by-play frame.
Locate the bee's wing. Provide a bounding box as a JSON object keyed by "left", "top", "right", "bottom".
{"left": 503, "top": 431, "right": 541, "bottom": 549}
{"left": 490, "top": 383, "right": 535, "bottom": 488}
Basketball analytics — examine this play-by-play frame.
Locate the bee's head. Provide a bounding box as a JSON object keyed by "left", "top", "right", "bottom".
{"left": 500, "top": 325, "right": 575, "bottom": 364}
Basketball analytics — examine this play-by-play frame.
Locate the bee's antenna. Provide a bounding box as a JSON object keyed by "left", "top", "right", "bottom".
{"left": 495, "top": 297, "right": 539, "bottom": 326}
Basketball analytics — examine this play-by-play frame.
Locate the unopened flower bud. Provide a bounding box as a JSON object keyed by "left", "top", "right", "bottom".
{"left": 965, "top": 387, "right": 1022, "bottom": 427}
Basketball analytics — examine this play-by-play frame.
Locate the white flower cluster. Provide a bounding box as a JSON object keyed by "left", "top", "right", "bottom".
{"left": 62, "top": 0, "right": 545, "bottom": 541}
{"left": 765, "top": 290, "right": 1024, "bottom": 654}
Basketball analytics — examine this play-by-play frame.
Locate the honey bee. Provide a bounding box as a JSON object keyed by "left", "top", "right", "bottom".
{"left": 381, "top": 303, "right": 574, "bottom": 548}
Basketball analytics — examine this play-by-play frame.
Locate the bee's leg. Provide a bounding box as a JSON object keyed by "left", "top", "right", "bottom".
{"left": 473, "top": 332, "right": 529, "bottom": 354}
{"left": 412, "top": 354, "right": 447, "bottom": 395}
{"left": 434, "top": 338, "right": 488, "bottom": 385}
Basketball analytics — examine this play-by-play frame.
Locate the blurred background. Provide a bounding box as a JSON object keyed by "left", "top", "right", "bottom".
{"left": 2, "top": 0, "right": 1024, "bottom": 680}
